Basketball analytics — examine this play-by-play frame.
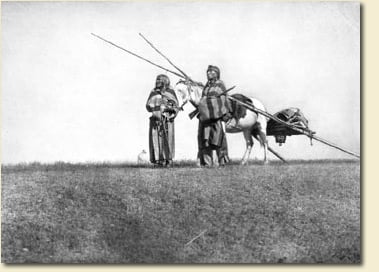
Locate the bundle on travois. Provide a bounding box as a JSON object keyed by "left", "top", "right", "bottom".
{"left": 267, "top": 107, "right": 315, "bottom": 146}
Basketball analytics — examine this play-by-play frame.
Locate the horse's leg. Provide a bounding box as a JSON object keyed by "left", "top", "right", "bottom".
{"left": 241, "top": 130, "right": 253, "bottom": 165}
{"left": 257, "top": 130, "right": 269, "bottom": 164}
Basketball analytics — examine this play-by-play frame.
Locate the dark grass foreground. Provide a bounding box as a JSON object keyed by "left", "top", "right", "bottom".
{"left": 1, "top": 160, "right": 360, "bottom": 263}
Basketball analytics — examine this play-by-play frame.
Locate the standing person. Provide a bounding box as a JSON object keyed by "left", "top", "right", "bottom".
{"left": 146, "top": 74, "right": 179, "bottom": 167}
{"left": 197, "top": 65, "right": 230, "bottom": 167}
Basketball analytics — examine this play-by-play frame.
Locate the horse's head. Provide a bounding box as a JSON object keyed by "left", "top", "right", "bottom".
{"left": 175, "top": 80, "right": 203, "bottom": 108}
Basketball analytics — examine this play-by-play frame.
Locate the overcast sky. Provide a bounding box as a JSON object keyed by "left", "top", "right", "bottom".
{"left": 1, "top": 1, "right": 360, "bottom": 164}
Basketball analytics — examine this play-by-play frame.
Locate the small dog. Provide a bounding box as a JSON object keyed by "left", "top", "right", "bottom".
{"left": 137, "top": 149, "right": 149, "bottom": 164}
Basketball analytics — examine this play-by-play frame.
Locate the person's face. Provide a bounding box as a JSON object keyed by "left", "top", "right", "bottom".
{"left": 207, "top": 69, "right": 218, "bottom": 81}
{"left": 155, "top": 76, "right": 165, "bottom": 88}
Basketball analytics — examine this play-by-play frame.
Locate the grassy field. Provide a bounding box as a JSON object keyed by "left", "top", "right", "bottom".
{"left": 1, "top": 160, "right": 360, "bottom": 263}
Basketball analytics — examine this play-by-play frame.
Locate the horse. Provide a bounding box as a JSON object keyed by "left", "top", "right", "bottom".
{"left": 175, "top": 80, "right": 269, "bottom": 165}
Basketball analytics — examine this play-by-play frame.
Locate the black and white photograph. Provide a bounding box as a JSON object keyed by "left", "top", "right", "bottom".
{"left": 1, "top": 1, "right": 360, "bottom": 263}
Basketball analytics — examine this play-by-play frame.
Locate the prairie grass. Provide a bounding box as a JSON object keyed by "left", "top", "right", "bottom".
{"left": 1, "top": 160, "right": 360, "bottom": 263}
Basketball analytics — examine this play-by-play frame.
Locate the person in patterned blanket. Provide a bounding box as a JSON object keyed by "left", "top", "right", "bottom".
{"left": 146, "top": 74, "right": 179, "bottom": 167}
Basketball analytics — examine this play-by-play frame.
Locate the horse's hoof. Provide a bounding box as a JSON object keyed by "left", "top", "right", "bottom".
{"left": 241, "top": 160, "right": 247, "bottom": 166}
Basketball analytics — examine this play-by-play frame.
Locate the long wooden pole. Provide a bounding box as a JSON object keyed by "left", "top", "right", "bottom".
{"left": 267, "top": 146, "right": 287, "bottom": 163}
{"left": 139, "top": 33, "right": 192, "bottom": 80}
{"left": 228, "top": 96, "right": 360, "bottom": 159}
{"left": 91, "top": 33, "right": 185, "bottom": 79}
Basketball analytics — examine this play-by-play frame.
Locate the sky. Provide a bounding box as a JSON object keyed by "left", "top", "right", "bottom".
{"left": 1, "top": 1, "right": 360, "bottom": 164}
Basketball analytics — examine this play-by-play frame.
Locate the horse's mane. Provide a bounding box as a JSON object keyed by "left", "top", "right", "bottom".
{"left": 176, "top": 80, "right": 204, "bottom": 88}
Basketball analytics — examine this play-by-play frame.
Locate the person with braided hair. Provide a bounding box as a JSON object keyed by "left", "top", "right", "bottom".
{"left": 146, "top": 74, "right": 179, "bottom": 167}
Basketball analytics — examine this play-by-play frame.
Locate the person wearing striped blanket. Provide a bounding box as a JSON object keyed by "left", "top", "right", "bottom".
{"left": 197, "top": 65, "right": 231, "bottom": 167}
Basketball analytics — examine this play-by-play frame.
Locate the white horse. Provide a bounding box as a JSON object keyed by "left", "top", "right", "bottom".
{"left": 175, "top": 80, "right": 269, "bottom": 165}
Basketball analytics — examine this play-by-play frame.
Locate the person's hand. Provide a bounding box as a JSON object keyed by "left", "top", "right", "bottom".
{"left": 222, "top": 112, "right": 232, "bottom": 122}
{"left": 168, "top": 109, "right": 179, "bottom": 121}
